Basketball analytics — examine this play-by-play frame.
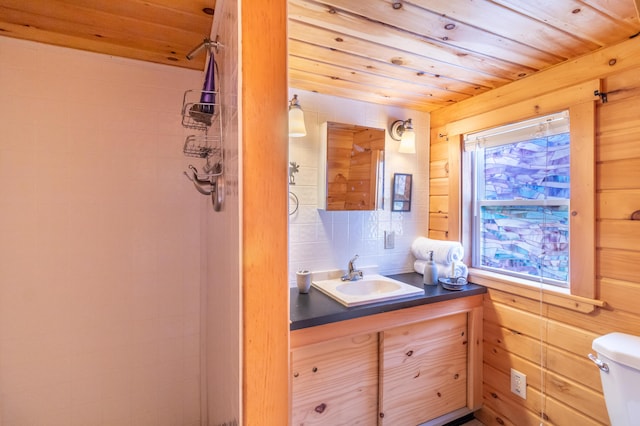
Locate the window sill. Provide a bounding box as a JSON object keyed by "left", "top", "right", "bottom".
{"left": 468, "top": 268, "right": 606, "bottom": 313}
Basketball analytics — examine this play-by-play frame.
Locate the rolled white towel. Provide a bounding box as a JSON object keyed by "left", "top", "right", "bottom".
{"left": 411, "top": 237, "right": 464, "bottom": 264}
{"left": 414, "top": 260, "right": 468, "bottom": 279}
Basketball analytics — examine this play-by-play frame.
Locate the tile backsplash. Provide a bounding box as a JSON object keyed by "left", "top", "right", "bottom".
{"left": 288, "top": 89, "right": 430, "bottom": 285}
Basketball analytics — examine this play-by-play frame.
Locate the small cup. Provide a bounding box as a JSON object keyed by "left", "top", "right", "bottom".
{"left": 296, "top": 270, "right": 311, "bottom": 294}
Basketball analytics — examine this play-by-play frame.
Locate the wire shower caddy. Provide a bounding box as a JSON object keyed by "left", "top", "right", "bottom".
{"left": 181, "top": 37, "right": 225, "bottom": 211}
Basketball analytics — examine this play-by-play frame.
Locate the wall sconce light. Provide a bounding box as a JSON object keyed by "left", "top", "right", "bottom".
{"left": 288, "top": 94, "right": 307, "bottom": 137}
{"left": 390, "top": 118, "right": 416, "bottom": 153}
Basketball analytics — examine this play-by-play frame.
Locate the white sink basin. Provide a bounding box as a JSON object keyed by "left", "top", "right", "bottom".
{"left": 312, "top": 274, "right": 424, "bottom": 307}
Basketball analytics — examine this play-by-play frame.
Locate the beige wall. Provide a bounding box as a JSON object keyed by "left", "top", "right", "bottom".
{"left": 0, "top": 37, "right": 204, "bottom": 425}
{"left": 430, "top": 36, "right": 640, "bottom": 425}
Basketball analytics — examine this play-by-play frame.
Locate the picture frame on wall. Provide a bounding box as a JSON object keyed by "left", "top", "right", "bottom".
{"left": 391, "top": 173, "right": 412, "bottom": 212}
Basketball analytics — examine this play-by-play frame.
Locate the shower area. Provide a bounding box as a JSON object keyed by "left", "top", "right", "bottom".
{"left": 0, "top": 0, "right": 244, "bottom": 424}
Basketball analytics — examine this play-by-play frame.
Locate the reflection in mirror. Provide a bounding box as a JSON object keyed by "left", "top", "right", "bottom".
{"left": 392, "top": 173, "right": 412, "bottom": 212}
{"left": 318, "top": 122, "right": 385, "bottom": 211}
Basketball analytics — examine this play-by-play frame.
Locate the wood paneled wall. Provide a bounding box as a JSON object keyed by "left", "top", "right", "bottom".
{"left": 241, "top": 0, "right": 289, "bottom": 424}
{"left": 429, "top": 36, "right": 640, "bottom": 425}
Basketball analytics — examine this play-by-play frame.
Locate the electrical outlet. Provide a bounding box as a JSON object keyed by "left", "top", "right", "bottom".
{"left": 511, "top": 368, "right": 527, "bottom": 400}
{"left": 384, "top": 231, "right": 395, "bottom": 249}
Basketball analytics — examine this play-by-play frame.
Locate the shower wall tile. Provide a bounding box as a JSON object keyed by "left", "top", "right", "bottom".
{"left": 0, "top": 37, "right": 203, "bottom": 425}
{"left": 288, "top": 89, "right": 430, "bottom": 282}
{"left": 203, "top": 0, "right": 242, "bottom": 423}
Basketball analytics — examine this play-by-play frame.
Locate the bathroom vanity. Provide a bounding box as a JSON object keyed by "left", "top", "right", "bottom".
{"left": 290, "top": 273, "right": 486, "bottom": 425}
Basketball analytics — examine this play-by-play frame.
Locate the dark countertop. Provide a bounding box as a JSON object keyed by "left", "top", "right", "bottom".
{"left": 290, "top": 272, "right": 486, "bottom": 330}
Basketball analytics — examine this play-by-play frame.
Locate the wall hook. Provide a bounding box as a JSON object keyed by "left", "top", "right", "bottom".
{"left": 184, "top": 170, "right": 212, "bottom": 195}
{"left": 594, "top": 90, "right": 608, "bottom": 103}
{"left": 289, "top": 161, "right": 300, "bottom": 185}
{"left": 183, "top": 165, "right": 224, "bottom": 211}
{"left": 289, "top": 191, "right": 299, "bottom": 215}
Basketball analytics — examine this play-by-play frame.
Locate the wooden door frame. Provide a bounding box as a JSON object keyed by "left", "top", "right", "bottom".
{"left": 241, "top": 0, "right": 290, "bottom": 424}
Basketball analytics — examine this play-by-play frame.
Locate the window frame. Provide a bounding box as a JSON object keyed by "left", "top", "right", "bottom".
{"left": 435, "top": 82, "right": 597, "bottom": 301}
{"left": 466, "top": 117, "right": 572, "bottom": 287}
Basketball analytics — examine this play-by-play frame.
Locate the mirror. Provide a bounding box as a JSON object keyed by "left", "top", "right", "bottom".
{"left": 318, "top": 122, "right": 385, "bottom": 211}
{"left": 391, "top": 173, "right": 412, "bottom": 212}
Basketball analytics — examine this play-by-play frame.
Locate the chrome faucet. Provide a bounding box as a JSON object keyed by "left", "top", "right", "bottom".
{"left": 341, "top": 254, "right": 363, "bottom": 281}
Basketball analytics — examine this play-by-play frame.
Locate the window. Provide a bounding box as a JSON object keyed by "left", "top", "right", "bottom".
{"left": 464, "top": 112, "right": 571, "bottom": 287}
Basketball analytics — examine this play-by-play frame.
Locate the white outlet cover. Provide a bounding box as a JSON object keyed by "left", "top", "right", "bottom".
{"left": 510, "top": 368, "right": 527, "bottom": 400}
{"left": 384, "top": 231, "right": 395, "bottom": 249}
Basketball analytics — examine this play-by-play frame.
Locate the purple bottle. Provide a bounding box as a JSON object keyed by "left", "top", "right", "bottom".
{"left": 200, "top": 54, "right": 216, "bottom": 114}
{"left": 190, "top": 54, "right": 216, "bottom": 125}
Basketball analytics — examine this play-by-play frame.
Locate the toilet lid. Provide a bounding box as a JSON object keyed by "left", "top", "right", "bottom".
{"left": 593, "top": 332, "right": 640, "bottom": 370}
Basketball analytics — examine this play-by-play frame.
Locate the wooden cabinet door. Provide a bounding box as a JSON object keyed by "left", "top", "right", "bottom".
{"left": 291, "top": 333, "right": 379, "bottom": 425}
{"left": 379, "top": 313, "right": 468, "bottom": 425}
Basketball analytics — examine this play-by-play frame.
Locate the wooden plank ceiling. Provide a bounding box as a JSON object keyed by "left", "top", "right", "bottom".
{"left": 0, "top": 0, "right": 639, "bottom": 111}
{"left": 0, "top": 0, "right": 216, "bottom": 70}
{"left": 288, "top": 0, "right": 640, "bottom": 111}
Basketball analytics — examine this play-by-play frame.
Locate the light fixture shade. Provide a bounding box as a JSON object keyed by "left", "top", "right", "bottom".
{"left": 288, "top": 94, "right": 307, "bottom": 137}
{"left": 398, "top": 128, "right": 416, "bottom": 153}
{"left": 391, "top": 118, "right": 416, "bottom": 153}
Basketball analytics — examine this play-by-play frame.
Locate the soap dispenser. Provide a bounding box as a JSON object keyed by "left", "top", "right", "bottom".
{"left": 423, "top": 250, "right": 438, "bottom": 285}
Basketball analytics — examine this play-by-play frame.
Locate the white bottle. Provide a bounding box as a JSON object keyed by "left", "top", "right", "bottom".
{"left": 423, "top": 250, "right": 438, "bottom": 285}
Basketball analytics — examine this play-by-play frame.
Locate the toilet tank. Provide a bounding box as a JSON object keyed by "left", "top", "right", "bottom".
{"left": 592, "top": 332, "right": 640, "bottom": 426}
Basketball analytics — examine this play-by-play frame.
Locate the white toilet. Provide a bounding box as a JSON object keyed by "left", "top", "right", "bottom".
{"left": 590, "top": 332, "right": 640, "bottom": 426}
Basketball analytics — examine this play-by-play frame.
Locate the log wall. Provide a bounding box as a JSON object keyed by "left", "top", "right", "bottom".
{"left": 429, "top": 36, "right": 640, "bottom": 425}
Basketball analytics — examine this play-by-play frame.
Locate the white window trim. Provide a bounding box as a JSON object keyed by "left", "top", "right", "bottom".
{"left": 464, "top": 114, "right": 572, "bottom": 288}
{"left": 432, "top": 80, "right": 600, "bottom": 308}
{"left": 456, "top": 102, "right": 596, "bottom": 302}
